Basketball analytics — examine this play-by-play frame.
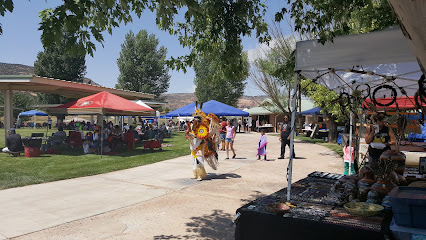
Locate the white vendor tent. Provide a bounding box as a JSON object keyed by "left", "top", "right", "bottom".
{"left": 296, "top": 27, "right": 422, "bottom": 96}
{"left": 285, "top": 26, "right": 423, "bottom": 201}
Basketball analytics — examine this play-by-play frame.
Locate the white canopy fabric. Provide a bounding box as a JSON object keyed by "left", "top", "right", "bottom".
{"left": 134, "top": 100, "right": 154, "bottom": 111}
{"left": 296, "top": 27, "right": 423, "bottom": 97}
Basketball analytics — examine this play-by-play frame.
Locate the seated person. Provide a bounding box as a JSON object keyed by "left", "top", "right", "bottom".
{"left": 124, "top": 126, "right": 136, "bottom": 150}
{"left": 108, "top": 125, "right": 123, "bottom": 149}
{"left": 53, "top": 126, "right": 67, "bottom": 144}
{"left": 2, "top": 128, "right": 24, "bottom": 153}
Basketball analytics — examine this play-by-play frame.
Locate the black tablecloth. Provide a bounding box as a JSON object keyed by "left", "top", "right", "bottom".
{"left": 235, "top": 173, "right": 392, "bottom": 240}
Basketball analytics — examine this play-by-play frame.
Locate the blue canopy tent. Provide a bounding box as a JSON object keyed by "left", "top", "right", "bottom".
{"left": 18, "top": 110, "right": 48, "bottom": 129}
{"left": 19, "top": 110, "right": 48, "bottom": 117}
{"left": 300, "top": 107, "right": 322, "bottom": 115}
{"left": 162, "top": 100, "right": 249, "bottom": 117}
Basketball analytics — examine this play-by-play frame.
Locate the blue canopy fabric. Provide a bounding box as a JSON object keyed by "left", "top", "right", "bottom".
{"left": 162, "top": 100, "right": 249, "bottom": 117}
{"left": 18, "top": 110, "right": 48, "bottom": 116}
{"left": 300, "top": 107, "right": 322, "bottom": 116}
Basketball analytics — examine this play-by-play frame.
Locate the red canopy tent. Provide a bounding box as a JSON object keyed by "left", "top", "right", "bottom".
{"left": 52, "top": 91, "right": 155, "bottom": 156}
{"left": 53, "top": 91, "right": 155, "bottom": 116}
{"left": 363, "top": 96, "right": 426, "bottom": 110}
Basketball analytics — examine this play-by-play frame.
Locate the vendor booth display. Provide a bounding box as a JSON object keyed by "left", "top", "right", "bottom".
{"left": 235, "top": 27, "right": 426, "bottom": 240}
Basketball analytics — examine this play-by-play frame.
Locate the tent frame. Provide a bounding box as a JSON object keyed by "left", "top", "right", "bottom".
{"left": 287, "top": 27, "right": 423, "bottom": 201}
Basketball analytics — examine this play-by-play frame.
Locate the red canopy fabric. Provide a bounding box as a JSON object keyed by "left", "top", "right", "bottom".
{"left": 54, "top": 91, "right": 155, "bottom": 115}
{"left": 363, "top": 96, "right": 425, "bottom": 110}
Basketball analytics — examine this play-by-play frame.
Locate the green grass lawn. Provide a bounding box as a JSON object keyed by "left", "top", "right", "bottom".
{"left": 295, "top": 135, "right": 343, "bottom": 157}
{"left": 270, "top": 133, "right": 343, "bottom": 157}
{"left": 0, "top": 128, "right": 189, "bottom": 189}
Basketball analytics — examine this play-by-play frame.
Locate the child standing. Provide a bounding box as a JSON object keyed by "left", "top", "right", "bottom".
{"left": 257, "top": 129, "right": 268, "bottom": 160}
{"left": 343, "top": 140, "right": 354, "bottom": 175}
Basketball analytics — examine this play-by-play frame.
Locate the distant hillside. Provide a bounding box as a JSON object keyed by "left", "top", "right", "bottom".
{"left": 0, "top": 62, "right": 34, "bottom": 75}
{"left": 162, "top": 93, "right": 267, "bottom": 110}
{"left": 0, "top": 62, "right": 100, "bottom": 86}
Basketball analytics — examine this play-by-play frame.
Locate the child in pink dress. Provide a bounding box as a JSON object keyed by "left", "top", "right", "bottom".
{"left": 257, "top": 129, "right": 267, "bottom": 160}
{"left": 343, "top": 140, "right": 354, "bottom": 175}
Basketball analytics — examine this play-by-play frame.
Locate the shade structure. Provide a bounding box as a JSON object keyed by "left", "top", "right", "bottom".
{"left": 288, "top": 26, "right": 423, "bottom": 201}
{"left": 162, "top": 100, "right": 249, "bottom": 117}
{"left": 53, "top": 91, "right": 155, "bottom": 116}
{"left": 296, "top": 27, "right": 422, "bottom": 97}
{"left": 300, "top": 107, "right": 322, "bottom": 115}
{"left": 18, "top": 110, "right": 48, "bottom": 116}
{"left": 134, "top": 100, "right": 154, "bottom": 111}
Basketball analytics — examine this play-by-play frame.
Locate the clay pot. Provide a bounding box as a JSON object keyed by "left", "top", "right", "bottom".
{"left": 359, "top": 166, "right": 373, "bottom": 179}
{"left": 379, "top": 150, "right": 406, "bottom": 175}
{"left": 358, "top": 166, "right": 375, "bottom": 186}
{"left": 357, "top": 181, "right": 371, "bottom": 202}
{"left": 390, "top": 171, "right": 399, "bottom": 185}
{"left": 397, "top": 174, "right": 407, "bottom": 185}
{"left": 371, "top": 179, "right": 397, "bottom": 198}
{"left": 366, "top": 190, "right": 381, "bottom": 204}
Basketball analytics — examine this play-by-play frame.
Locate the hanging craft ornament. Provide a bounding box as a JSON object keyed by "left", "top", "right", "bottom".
{"left": 372, "top": 85, "right": 397, "bottom": 107}
{"left": 355, "top": 84, "right": 371, "bottom": 100}
{"left": 418, "top": 74, "right": 426, "bottom": 97}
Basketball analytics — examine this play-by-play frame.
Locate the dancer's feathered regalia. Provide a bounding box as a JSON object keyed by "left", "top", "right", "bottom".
{"left": 185, "top": 102, "right": 221, "bottom": 180}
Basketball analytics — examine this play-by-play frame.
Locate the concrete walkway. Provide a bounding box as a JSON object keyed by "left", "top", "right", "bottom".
{"left": 1, "top": 132, "right": 343, "bottom": 240}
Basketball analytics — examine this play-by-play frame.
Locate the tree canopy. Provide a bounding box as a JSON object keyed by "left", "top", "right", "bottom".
{"left": 116, "top": 30, "right": 170, "bottom": 99}
{"left": 193, "top": 51, "right": 249, "bottom": 107}
{"left": 34, "top": 32, "right": 87, "bottom": 104}
{"left": 25, "top": 0, "right": 268, "bottom": 74}
{"left": 276, "top": 0, "right": 398, "bottom": 44}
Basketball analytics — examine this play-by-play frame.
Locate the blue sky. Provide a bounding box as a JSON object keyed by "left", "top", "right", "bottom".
{"left": 0, "top": 0, "right": 288, "bottom": 95}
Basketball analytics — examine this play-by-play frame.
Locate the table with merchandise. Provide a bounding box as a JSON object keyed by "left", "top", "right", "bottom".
{"left": 234, "top": 172, "right": 393, "bottom": 240}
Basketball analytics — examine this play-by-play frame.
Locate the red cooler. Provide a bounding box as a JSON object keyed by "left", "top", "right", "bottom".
{"left": 25, "top": 147, "right": 41, "bottom": 158}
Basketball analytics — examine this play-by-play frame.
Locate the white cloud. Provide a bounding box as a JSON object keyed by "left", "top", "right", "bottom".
{"left": 245, "top": 37, "right": 296, "bottom": 63}
{"left": 187, "top": 84, "right": 196, "bottom": 93}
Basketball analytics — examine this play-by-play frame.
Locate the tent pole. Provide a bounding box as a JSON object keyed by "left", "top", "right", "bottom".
{"left": 101, "top": 115, "right": 103, "bottom": 158}
{"left": 348, "top": 88, "right": 353, "bottom": 175}
{"left": 287, "top": 73, "right": 298, "bottom": 202}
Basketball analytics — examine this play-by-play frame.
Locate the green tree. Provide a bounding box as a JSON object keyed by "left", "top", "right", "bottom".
{"left": 0, "top": 0, "right": 13, "bottom": 34}
{"left": 115, "top": 30, "right": 170, "bottom": 100}
{"left": 28, "top": 0, "right": 268, "bottom": 73}
{"left": 34, "top": 33, "right": 87, "bottom": 104}
{"left": 193, "top": 51, "right": 249, "bottom": 107}
{"left": 276, "top": 0, "right": 398, "bottom": 44}
{"left": 0, "top": 91, "right": 39, "bottom": 117}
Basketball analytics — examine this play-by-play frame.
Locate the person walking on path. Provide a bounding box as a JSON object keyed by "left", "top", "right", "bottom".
{"left": 225, "top": 120, "right": 236, "bottom": 159}
{"left": 257, "top": 129, "right": 267, "bottom": 160}
{"left": 278, "top": 115, "right": 295, "bottom": 159}
{"left": 219, "top": 117, "right": 227, "bottom": 150}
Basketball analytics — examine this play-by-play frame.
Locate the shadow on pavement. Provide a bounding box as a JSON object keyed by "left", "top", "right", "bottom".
{"left": 153, "top": 209, "right": 235, "bottom": 240}
{"left": 203, "top": 173, "right": 241, "bottom": 181}
{"left": 240, "top": 190, "right": 266, "bottom": 203}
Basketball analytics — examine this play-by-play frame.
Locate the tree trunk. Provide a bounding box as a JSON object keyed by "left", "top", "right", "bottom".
{"left": 326, "top": 114, "right": 338, "bottom": 143}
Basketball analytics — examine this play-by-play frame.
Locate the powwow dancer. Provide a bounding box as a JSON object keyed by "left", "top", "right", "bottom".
{"left": 185, "top": 102, "right": 221, "bottom": 181}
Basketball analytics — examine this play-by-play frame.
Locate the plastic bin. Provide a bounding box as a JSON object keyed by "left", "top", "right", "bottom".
{"left": 24, "top": 147, "right": 41, "bottom": 158}
{"left": 390, "top": 219, "right": 426, "bottom": 240}
{"left": 388, "top": 187, "right": 426, "bottom": 229}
